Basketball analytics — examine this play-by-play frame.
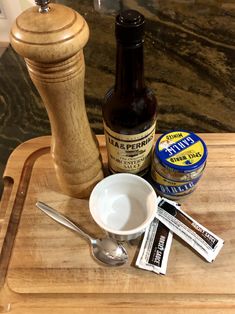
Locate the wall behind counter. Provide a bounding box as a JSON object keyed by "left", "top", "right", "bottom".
{"left": 0, "top": 0, "right": 235, "bottom": 195}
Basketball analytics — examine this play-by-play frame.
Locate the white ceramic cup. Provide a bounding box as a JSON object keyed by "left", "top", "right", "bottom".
{"left": 89, "top": 173, "right": 157, "bottom": 241}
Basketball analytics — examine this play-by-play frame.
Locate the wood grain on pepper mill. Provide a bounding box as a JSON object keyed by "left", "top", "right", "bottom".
{"left": 10, "top": 2, "right": 104, "bottom": 198}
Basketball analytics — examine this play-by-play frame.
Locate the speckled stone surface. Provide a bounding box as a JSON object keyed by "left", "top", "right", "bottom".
{"left": 0, "top": 0, "right": 235, "bottom": 195}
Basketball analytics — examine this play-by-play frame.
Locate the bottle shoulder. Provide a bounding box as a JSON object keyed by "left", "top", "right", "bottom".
{"left": 102, "top": 86, "right": 158, "bottom": 134}
{"left": 103, "top": 86, "right": 157, "bottom": 107}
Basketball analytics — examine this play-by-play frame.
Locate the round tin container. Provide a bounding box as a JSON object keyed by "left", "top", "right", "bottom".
{"left": 151, "top": 130, "right": 208, "bottom": 200}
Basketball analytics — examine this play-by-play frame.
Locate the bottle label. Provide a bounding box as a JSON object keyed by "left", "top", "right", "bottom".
{"left": 104, "top": 121, "right": 156, "bottom": 174}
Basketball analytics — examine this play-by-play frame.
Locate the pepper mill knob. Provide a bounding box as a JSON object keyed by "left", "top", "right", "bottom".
{"left": 10, "top": 2, "right": 104, "bottom": 198}
{"left": 35, "top": 0, "right": 50, "bottom": 13}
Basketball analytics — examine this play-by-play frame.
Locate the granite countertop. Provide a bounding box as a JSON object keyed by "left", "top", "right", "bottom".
{"left": 0, "top": 0, "right": 235, "bottom": 195}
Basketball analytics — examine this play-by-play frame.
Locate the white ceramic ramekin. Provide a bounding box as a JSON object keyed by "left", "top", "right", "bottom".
{"left": 89, "top": 173, "right": 157, "bottom": 241}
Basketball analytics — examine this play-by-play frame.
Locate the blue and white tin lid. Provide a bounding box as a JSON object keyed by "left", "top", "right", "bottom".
{"left": 154, "top": 130, "right": 208, "bottom": 173}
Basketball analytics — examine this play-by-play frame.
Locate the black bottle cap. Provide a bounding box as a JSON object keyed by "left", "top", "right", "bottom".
{"left": 115, "top": 10, "right": 145, "bottom": 45}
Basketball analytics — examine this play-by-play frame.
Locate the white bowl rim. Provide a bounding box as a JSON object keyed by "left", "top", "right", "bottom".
{"left": 89, "top": 173, "right": 157, "bottom": 235}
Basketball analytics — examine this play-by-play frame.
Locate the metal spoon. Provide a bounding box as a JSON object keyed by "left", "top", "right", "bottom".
{"left": 36, "top": 201, "right": 128, "bottom": 266}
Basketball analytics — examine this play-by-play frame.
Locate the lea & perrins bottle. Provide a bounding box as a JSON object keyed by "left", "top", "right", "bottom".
{"left": 102, "top": 9, "right": 158, "bottom": 176}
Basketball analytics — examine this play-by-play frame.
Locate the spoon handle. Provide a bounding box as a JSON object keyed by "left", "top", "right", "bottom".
{"left": 36, "top": 201, "right": 93, "bottom": 242}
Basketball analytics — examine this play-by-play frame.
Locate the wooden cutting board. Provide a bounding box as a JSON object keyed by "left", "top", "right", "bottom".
{"left": 1, "top": 134, "right": 235, "bottom": 312}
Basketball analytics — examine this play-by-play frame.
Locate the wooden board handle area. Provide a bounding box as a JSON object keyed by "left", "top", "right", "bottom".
{"left": 10, "top": 3, "right": 104, "bottom": 198}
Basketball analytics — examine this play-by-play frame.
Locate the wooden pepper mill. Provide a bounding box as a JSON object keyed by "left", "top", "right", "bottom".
{"left": 10, "top": 0, "right": 104, "bottom": 198}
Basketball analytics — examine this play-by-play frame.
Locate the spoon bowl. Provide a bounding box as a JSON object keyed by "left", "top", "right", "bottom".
{"left": 36, "top": 201, "right": 128, "bottom": 266}
{"left": 91, "top": 238, "right": 127, "bottom": 266}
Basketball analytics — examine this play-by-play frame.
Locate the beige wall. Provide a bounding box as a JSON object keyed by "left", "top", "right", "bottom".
{"left": 0, "top": 0, "right": 34, "bottom": 54}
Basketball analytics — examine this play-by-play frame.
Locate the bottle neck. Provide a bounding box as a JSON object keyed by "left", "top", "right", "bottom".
{"left": 114, "top": 42, "right": 145, "bottom": 95}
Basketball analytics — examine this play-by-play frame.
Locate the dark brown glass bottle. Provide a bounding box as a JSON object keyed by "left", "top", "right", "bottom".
{"left": 102, "top": 10, "right": 158, "bottom": 176}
